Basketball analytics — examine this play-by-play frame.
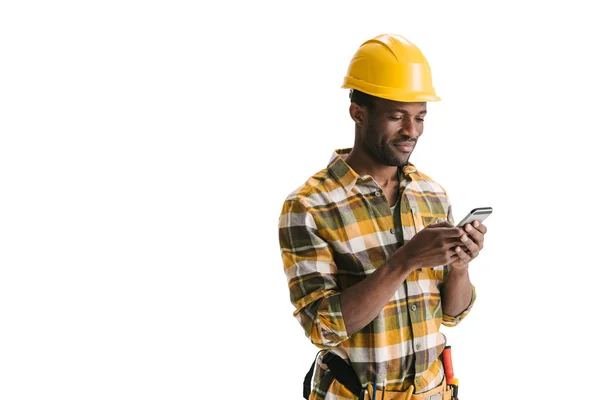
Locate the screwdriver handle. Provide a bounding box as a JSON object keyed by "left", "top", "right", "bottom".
{"left": 442, "top": 346, "right": 454, "bottom": 383}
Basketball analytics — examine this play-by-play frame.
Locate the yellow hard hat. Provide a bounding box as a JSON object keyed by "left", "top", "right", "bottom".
{"left": 342, "top": 34, "right": 440, "bottom": 102}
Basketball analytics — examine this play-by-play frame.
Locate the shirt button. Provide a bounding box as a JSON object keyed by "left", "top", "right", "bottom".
{"left": 375, "top": 191, "right": 381, "bottom": 197}
{"left": 416, "top": 343, "right": 421, "bottom": 350}
{"left": 389, "top": 228, "right": 394, "bottom": 234}
{"left": 411, "top": 304, "right": 417, "bottom": 311}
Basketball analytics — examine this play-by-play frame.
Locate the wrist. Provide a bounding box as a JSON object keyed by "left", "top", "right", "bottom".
{"left": 390, "top": 247, "right": 418, "bottom": 275}
{"left": 449, "top": 262, "right": 469, "bottom": 274}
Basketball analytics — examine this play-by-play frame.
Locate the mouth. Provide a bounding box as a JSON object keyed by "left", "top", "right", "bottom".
{"left": 393, "top": 141, "right": 415, "bottom": 152}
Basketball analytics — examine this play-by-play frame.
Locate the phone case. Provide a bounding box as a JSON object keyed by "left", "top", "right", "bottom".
{"left": 457, "top": 207, "right": 493, "bottom": 227}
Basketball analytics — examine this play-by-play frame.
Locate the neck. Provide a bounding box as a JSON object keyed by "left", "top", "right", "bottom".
{"left": 345, "top": 147, "right": 400, "bottom": 187}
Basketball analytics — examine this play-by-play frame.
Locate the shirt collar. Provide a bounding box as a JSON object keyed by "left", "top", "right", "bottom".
{"left": 327, "top": 148, "right": 418, "bottom": 192}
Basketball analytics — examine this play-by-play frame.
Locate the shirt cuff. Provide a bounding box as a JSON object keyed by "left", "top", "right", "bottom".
{"left": 442, "top": 285, "right": 476, "bottom": 327}
{"left": 304, "top": 291, "right": 349, "bottom": 348}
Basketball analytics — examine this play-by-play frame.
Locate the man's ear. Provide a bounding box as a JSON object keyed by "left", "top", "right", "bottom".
{"left": 349, "top": 103, "right": 365, "bottom": 127}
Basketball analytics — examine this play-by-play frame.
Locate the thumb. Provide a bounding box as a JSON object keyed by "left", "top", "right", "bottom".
{"left": 427, "top": 218, "right": 453, "bottom": 228}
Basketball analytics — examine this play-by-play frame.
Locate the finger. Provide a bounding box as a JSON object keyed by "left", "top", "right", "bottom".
{"left": 472, "top": 220, "right": 487, "bottom": 234}
{"left": 447, "top": 252, "right": 461, "bottom": 264}
{"left": 426, "top": 223, "right": 463, "bottom": 238}
{"left": 442, "top": 227, "right": 464, "bottom": 238}
{"left": 454, "top": 246, "right": 471, "bottom": 261}
{"left": 460, "top": 234, "right": 480, "bottom": 258}
{"left": 464, "top": 223, "right": 484, "bottom": 245}
{"left": 444, "top": 237, "right": 467, "bottom": 249}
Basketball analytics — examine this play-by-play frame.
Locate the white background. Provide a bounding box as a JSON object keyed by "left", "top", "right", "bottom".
{"left": 1, "top": 1, "right": 599, "bottom": 399}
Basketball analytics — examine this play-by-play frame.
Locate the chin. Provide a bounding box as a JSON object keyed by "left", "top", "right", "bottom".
{"left": 383, "top": 159, "right": 408, "bottom": 168}
{"left": 375, "top": 147, "right": 410, "bottom": 167}
{"left": 397, "top": 151, "right": 414, "bottom": 165}
{"left": 392, "top": 154, "right": 410, "bottom": 166}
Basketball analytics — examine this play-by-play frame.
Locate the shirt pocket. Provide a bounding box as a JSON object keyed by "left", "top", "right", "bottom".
{"left": 410, "top": 206, "right": 448, "bottom": 232}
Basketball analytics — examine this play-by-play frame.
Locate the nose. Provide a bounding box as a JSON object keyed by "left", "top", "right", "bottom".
{"left": 401, "top": 118, "right": 419, "bottom": 139}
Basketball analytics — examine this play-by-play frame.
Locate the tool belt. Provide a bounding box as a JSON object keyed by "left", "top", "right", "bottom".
{"left": 304, "top": 352, "right": 456, "bottom": 400}
{"left": 363, "top": 379, "right": 452, "bottom": 400}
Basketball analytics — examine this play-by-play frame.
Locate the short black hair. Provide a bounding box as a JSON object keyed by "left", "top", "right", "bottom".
{"left": 349, "top": 89, "right": 376, "bottom": 110}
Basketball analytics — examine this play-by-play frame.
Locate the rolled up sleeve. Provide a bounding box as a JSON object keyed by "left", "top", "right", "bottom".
{"left": 442, "top": 284, "right": 477, "bottom": 327}
{"left": 279, "top": 199, "right": 349, "bottom": 348}
{"left": 441, "top": 199, "right": 477, "bottom": 327}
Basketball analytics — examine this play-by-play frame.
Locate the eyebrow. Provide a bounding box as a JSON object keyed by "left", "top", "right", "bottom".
{"left": 388, "top": 108, "right": 427, "bottom": 115}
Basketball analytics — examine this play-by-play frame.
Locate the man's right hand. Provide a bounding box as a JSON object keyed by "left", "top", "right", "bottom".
{"left": 340, "top": 221, "right": 466, "bottom": 336}
{"left": 392, "top": 221, "right": 465, "bottom": 272}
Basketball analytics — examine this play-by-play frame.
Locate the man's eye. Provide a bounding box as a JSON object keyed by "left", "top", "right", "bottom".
{"left": 416, "top": 118, "right": 425, "bottom": 122}
{"left": 389, "top": 116, "right": 402, "bottom": 121}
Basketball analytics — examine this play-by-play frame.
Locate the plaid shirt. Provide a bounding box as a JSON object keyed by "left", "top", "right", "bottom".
{"left": 279, "top": 149, "right": 476, "bottom": 399}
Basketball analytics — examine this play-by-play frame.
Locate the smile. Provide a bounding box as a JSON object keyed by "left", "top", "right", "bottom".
{"left": 393, "top": 143, "right": 414, "bottom": 152}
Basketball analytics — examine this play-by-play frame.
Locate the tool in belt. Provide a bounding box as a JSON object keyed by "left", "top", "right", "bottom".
{"left": 303, "top": 346, "right": 460, "bottom": 400}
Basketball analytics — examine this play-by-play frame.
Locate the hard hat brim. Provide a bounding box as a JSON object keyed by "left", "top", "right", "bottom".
{"left": 342, "top": 76, "right": 441, "bottom": 103}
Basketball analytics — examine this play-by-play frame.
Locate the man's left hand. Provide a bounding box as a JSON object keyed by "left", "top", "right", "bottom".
{"left": 450, "top": 220, "right": 487, "bottom": 270}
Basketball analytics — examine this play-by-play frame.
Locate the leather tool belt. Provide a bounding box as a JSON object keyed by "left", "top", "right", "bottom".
{"left": 363, "top": 378, "right": 453, "bottom": 400}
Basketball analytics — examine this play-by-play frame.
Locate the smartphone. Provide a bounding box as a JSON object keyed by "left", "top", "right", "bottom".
{"left": 456, "top": 207, "right": 493, "bottom": 227}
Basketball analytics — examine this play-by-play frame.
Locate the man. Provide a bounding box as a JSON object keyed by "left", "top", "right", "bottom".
{"left": 278, "top": 34, "right": 487, "bottom": 400}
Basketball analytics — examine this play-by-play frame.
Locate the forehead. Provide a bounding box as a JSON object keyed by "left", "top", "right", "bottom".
{"left": 374, "top": 98, "right": 427, "bottom": 114}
